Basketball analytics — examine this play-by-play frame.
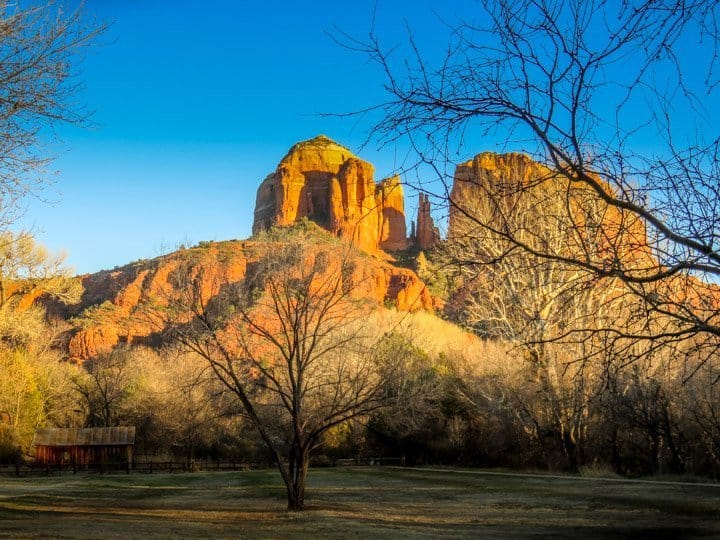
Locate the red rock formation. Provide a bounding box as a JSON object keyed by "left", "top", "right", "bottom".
{"left": 67, "top": 240, "right": 432, "bottom": 361}
{"left": 449, "top": 152, "right": 542, "bottom": 238}
{"left": 333, "top": 157, "right": 380, "bottom": 253}
{"left": 69, "top": 325, "right": 120, "bottom": 359}
{"left": 376, "top": 176, "right": 408, "bottom": 251}
{"left": 414, "top": 193, "right": 439, "bottom": 250}
{"left": 253, "top": 136, "right": 408, "bottom": 254}
{"left": 448, "top": 152, "right": 653, "bottom": 269}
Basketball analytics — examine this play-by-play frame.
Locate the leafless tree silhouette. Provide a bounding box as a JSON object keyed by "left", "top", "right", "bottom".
{"left": 353, "top": 0, "right": 720, "bottom": 370}
{"left": 0, "top": 2, "right": 101, "bottom": 228}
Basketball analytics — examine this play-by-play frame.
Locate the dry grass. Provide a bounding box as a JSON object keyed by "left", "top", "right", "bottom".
{"left": 0, "top": 467, "right": 718, "bottom": 538}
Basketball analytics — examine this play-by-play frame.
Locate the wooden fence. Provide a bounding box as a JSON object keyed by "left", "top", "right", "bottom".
{"left": 0, "top": 456, "right": 403, "bottom": 477}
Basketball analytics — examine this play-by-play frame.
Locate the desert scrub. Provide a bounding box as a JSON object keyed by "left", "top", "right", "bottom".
{"left": 253, "top": 218, "right": 342, "bottom": 246}
{"left": 415, "top": 248, "right": 452, "bottom": 301}
{"left": 71, "top": 300, "right": 120, "bottom": 328}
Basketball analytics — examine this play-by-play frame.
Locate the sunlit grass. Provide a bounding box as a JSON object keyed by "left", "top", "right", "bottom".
{"left": 0, "top": 467, "right": 718, "bottom": 538}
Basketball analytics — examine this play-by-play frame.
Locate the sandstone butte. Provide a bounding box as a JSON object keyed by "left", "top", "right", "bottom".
{"left": 253, "top": 135, "right": 438, "bottom": 254}
{"left": 449, "top": 152, "right": 654, "bottom": 268}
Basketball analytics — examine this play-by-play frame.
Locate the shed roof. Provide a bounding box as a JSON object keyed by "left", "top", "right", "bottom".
{"left": 32, "top": 427, "right": 135, "bottom": 447}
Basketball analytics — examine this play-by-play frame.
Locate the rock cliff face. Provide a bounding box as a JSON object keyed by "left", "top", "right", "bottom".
{"left": 449, "top": 152, "right": 653, "bottom": 267}
{"left": 67, "top": 240, "right": 432, "bottom": 361}
{"left": 376, "top": 175, "right": 408, "bottom": 251}
{"left": 449, "top": 152, "right": 540, "bottom": 237}
{"left": 253, "top": 136, "right": 408, "bottom": 253}
{"left": 414, "top": 193, "right": 440, "bottom": 250}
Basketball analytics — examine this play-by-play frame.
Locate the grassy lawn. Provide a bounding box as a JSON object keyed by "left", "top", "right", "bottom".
{"left": 0, "top": 467, "right": 718, "bottom": 538}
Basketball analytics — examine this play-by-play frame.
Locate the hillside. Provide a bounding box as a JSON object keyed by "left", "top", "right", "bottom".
{"left": 65, "top": 232, "right": 433, "bottom": 361}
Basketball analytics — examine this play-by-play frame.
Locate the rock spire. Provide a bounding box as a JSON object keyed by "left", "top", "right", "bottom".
{"left": 414, "top": 193, "right": 440, "bottom": 250}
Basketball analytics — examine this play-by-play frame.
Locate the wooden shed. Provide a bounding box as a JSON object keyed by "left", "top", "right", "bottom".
{"left": 32, "top": 427, "right": 135, "bottom": 470}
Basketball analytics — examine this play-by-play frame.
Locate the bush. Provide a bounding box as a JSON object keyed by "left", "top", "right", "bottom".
{"left": 0, "top": 426, "right": 21, "bottom": 463}
{"left": 253, "top": 218, "right": 341, "bottom": 245}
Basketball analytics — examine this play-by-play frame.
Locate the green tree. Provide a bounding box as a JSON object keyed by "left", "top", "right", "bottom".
{"left": 0, "top": 1, "right": 100, "bottom": 461}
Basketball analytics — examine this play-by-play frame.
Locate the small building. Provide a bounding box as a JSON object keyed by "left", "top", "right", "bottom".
{"left": 31, "top": 427, "right": 135, "bottom": 470}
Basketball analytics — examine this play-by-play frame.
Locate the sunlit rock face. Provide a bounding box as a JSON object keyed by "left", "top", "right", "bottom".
{"left": 449, "top": 151, "right": 653, "bottom": 269}
{"left": 449, "top": 152, "right": 544, "bottom": 239}
{"left": 252, "top": 135, "right": 408, "bottom": 253}
{"left": 376, "top": 175, "right": 408, "bottom": 251}
{"left": 414, "top": 193, "right": 440, "bottom": 250}
{"left": 66, "top": 240, "right": 433, "bottom": 361}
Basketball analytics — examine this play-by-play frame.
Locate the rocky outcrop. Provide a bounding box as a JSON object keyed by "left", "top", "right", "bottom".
{"left": 68, "top": 325, "right": 120, "bottom": 360}
{"left": 449, "top": 151, "right": 653, "bottom": 268}
{"left": 253, "top": 136, "right": 408, "bottom": 253}
{"left": 449, "top": 152, "right": 539, "bottom": 237}
{"left": 414, "top": 193, "right": 439, "bottom": 250}
{"left": 376, "top": 176, "right": 408, "bottom": 251}
{"left": 67, "top": 240, "right": 432, "bottom": 361}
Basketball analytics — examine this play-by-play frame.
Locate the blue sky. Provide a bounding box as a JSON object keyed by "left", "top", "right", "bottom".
{"left": 19, "top": 0, "right": 468, "bottom": 274}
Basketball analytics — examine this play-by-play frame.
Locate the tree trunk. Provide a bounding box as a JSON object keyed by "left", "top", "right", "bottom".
{"left": 563, "top": 434, "right": 579, "bottom": 473}
{"left": 284, "top": 444, "right": 309, "bottom": 511}
{"left": 661, "top": 406, "right": 685, "bottom": 474}
{"left": 610, "top": 427, "right": 622, "bottom": 474}
{"left": 286, "top": 475, "right": 306, "bottom": 511}
{"left": 651, "top": 432, "right": 662, "bottom": 475}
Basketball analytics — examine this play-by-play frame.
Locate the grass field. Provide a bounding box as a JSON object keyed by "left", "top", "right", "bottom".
{"left": 0, "top": 467, "right": 718, "bottom": 538}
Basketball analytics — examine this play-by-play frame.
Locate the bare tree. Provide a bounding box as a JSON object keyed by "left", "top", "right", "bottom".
{"left": 73, "top": 346, "right": 136, "bottom": 428}
{"left": 684, "top": 359, "right": 720, "bottom": 471}
{"left": 440, "top": 161, "right": 632, "bottom": 469}
{"left": 357, "top": 0, "right": 720, "bottom": 368}
{"left": 162, "top": 239, "right": 394, "bottom": 510}
{"left": 149, "top": 348, "right": 238, "bottom": 465}
{"left": 97, "top": 346, "right": 240, "bottom": 461}
{"left": 0, "top": 2, "right": 101, "bottom": 227}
